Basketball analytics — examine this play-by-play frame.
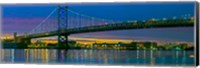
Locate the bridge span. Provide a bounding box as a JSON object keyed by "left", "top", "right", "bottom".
{"left": 13, "top": 6, "right": 194, "bottom": 49}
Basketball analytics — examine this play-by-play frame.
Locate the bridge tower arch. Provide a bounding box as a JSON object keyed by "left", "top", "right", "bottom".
{"left": 57, "top": 6, "right": 69, "bottom": 49}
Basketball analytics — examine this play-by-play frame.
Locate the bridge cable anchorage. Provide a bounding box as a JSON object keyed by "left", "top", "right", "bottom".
{"left": 29, "top": 7, "right": 58, "bottom": 34}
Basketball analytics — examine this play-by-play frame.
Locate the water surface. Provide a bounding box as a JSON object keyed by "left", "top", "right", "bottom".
{"left": 0, "top": 49, "right": 195, "bottom": 66}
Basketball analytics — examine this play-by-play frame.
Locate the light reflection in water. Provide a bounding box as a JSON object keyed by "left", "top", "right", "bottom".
{"left": 150, "top": 50, "right": 155, "bottom": 66}
{"left": 176, "top": 51, "right": 178, "bottom": 65}
{"left": 183, "top": 51, "right": 186, "bottom": 65}
{"left": 0, "top": 49, "right": 195, "bottom": 66}
{"left": 11, "top": 49, "right": 14, "bottom": 63}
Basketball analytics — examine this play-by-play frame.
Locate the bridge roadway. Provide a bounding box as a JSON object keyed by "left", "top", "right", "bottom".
{"left": 17, "top": 19, "right": 194, "bottom": 39}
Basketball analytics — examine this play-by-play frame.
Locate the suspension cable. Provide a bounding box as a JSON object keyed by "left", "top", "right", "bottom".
{"left": 29, "top": 7, "right": 58, "bottom": 34}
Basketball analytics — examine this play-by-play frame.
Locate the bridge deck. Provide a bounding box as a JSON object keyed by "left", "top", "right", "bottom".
{"left": 18, "top": 19, "right": 194, "bottom": 39}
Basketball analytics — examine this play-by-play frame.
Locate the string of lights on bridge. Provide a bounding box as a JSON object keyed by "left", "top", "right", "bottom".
{"left": 29, "top": 7, "right": 123, "bottom": 34}
{"left": 28, "top": 6, "right": 193, "bottom": 35}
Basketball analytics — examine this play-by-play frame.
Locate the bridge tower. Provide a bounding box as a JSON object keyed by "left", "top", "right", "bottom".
{"left": 57, "top": 6, "right": 69, "bottom": 49}
{"left": 14, "top": 32, "right": 17, "bottom": 43}
{"left": 13, "top": 32, "right": 29, "bottom": 48}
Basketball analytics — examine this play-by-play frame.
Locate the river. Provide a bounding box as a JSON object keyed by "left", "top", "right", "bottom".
{"left": 0, "top": 49, "right": 195, "bottom": 66}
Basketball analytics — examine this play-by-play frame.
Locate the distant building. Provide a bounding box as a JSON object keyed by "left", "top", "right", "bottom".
{"left": 68, "top": 40, "right": 76, "bottom": 44}
{"left": 136, "top": 42, "right": 157, "bottom": 48}
{"left": 147, "top": 18, "right": 157, "bottom": 24}
{"left": 34, "top": 39, "right": 57, "bottom": 44}
{"left": 0, "top": 34, "right": 14, "bottom": 41}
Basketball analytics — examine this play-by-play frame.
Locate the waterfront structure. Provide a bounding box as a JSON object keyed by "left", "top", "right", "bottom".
{"left": 11, "top": 6, "right": 193, "bottom": 49}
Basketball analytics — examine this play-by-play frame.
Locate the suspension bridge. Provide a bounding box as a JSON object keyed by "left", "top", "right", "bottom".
{"left": 13, "top": 6, "right": 194, "bottom": 49}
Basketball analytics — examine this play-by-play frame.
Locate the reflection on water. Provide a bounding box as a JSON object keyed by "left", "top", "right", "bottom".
{"left": 0, "top": 49, "right": 195, "bottom": 66}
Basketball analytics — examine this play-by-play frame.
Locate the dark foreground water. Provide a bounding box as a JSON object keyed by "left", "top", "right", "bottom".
{"left": 0, "top": 49, "right": 195, "bottom": 66}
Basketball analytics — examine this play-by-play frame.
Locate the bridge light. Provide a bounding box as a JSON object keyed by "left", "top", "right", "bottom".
{"left": 133, "top": 20, "right": 137, "bottom": 23}
{"left": 24, "top": 32, "right": 28, "bottom": 38}
{"left": 190, "top": 17, "right": 194, "bottom": 20}
{"left": 173, "top": 16, "right": 176, "bottom": 19}
{"left": 150, "top": 18, "right": 157, "bottom": 21}
{"left": 184, "top": 14, "right": 188, "bottom": 17}
{"left": 45, "top": 33, "right": 49, "bottom": 35}
{"left": 151, "top": 18, "right": 154, "bottom": 21}
{"left": 59, "top": 36, "right": 66, "bottom": 42}
{"left": 162, "top": 18, "right": 167, "bottom": 20}
{"left": 188, "top": 14, "right": 191, "bottom": 17}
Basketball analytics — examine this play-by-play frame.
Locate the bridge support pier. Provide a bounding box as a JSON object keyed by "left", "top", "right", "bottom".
{"left": 57, "top": 6, "right": 69, "bottom": 49}
{"left": 15, "top": 38, "right": 30, "bottom": 49}
{"left": 13, "top": 32, "right": 29, "bottom": 48}
{"left": 57, "top": 35, "right": 69, "bottom": 49}
{"left": 21, "top": 39, "right": 31, "bottom": 45}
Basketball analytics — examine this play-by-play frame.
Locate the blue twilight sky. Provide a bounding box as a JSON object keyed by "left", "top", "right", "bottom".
{"left": 1, "top": 2, "right": 195, "bottom": 42}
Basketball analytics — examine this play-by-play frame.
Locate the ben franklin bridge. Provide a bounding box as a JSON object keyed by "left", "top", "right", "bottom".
{"left": 13, "top": 6, "right": 194, "bottom": 49}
